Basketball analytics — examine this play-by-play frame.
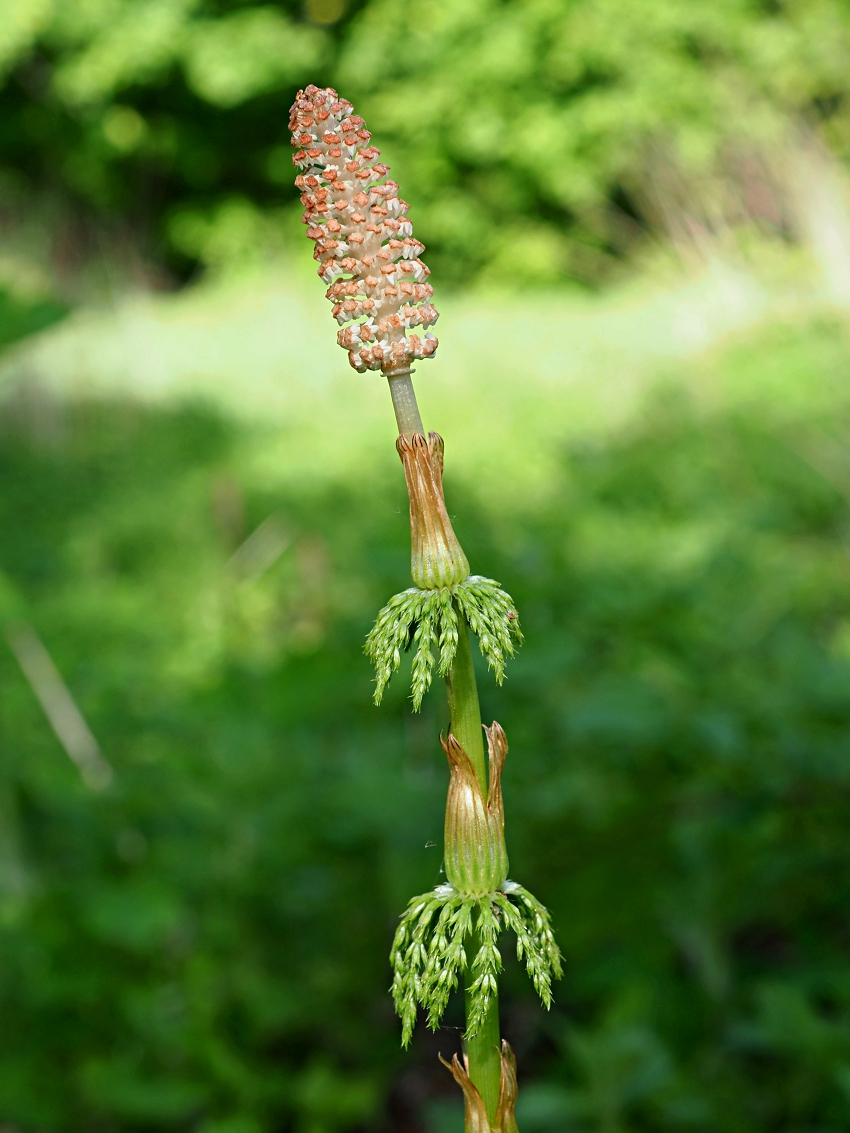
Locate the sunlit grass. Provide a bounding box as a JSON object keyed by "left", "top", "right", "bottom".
{"left": 2, "top": 240, "right": 846, "bottom": 512}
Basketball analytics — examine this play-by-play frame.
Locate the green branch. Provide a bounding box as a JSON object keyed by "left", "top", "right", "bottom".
{"left": 366, "top": 578, "right": 522, "bottom": 710}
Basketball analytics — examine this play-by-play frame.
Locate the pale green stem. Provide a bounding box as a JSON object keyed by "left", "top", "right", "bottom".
{"left": 386, "top": 370, "right": 424, "bottom": 437}
{"left": 447, "top": 617, "right": 502, "bottom": 1125}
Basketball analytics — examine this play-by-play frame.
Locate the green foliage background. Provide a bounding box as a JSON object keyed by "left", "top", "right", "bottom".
{"left": 1, "top": 0, "right": 850, "bottom": 285}
{"left": 4, "top": 312, "right": 850, "bottom": 1131}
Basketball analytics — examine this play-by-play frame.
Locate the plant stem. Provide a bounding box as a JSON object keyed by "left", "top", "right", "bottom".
{"left": 386, "top": 371, "right": 424, "bottom": 437}
{"left": 446, "top": 616, "right": 502, "bottom": 1124}
{"left": 445, "top": 617, "right": 486, "bottom": 785}
{"left": 464, "top": 967, "right": 502, "bottom": 1125}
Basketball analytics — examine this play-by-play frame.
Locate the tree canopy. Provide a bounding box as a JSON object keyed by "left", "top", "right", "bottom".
{"left": 2, "top": 0, "right": 849, "bottom": 285}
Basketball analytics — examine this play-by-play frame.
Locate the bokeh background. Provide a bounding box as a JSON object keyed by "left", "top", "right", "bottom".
{"left": 3, "top": 3, "right": 850, "bottom": 1132}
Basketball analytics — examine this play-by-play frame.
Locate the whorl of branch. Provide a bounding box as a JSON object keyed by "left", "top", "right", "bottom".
{"left": 289, "top": 85, "right": 439, "bottom": 374}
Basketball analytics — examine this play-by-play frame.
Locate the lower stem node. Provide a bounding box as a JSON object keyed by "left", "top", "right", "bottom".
{"left": 449, "top": 616, "right": 502, "bottom": 1126}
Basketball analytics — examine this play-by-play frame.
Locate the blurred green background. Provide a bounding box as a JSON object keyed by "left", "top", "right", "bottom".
{"left": 3, "top": 2, "right": 850, "bottom": 1132}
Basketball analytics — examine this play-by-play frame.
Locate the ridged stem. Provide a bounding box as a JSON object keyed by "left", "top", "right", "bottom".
{"left": 387, "top": 370, "right": 424, "bottom": 437}
{"left": 447, "top": 618, "right": 502, "bottom": 1125}
{"left": 445, "top": 618, "right": 486, "bottom": 785}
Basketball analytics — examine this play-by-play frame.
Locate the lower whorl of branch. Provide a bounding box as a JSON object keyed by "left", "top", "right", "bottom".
{"left": 390, "top": 881, "right": 562, "bottom": 1048}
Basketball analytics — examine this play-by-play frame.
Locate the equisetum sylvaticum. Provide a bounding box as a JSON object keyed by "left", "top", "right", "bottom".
{"left": 290, "top": 85, "right": 562, "bottom": 1133}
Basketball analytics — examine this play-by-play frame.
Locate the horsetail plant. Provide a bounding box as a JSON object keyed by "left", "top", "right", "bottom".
{"left": 290, "top": 85, "right": 562, "bottom": 1132}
